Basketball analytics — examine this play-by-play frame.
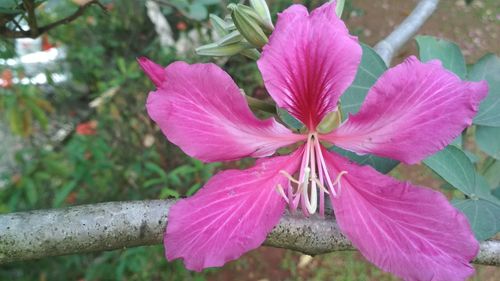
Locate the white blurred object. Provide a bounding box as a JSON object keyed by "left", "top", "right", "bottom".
{"left": 0, "top": 37, "right": 68, "bottom": 85}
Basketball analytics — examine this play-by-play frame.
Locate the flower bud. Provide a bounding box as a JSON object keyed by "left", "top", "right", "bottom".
{"left": 216, "top": 30, "right": 244, "bottom": 46}
{"left": 209, "top": 14, "right": 229, "bottom": 37}
{"left": 335, "top": 0, "right": 346, "bottom": 18}
{"left": 249, "top": 0, "right": 274, "bottom": 30}
{"left": 317, "top": 109, "right": 342, "bottom": 133}
{"left": 228, "top": 4, "right": 269, "bottom": 48}
{"left": 240, "top": 49, "right": 261, "bottom": 60}
{"left": 195, "top": 42, "right": 249, "bottom": 57}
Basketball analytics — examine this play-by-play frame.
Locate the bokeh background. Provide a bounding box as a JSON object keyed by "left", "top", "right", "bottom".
{"left": 0, "top": 0, "right": 499, "bottom": 280}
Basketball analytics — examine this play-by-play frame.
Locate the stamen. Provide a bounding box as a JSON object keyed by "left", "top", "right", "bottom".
{"left": 275, "top": 184, "right": 289, "bottom": 204}
{"left": 332, "top": 171, "right": 348, "bottom": 194}
{"left": 279, "top": 170, "right": 301, "bottom": 185}
{"left": 278, "top": 133, "right": 348, "bottom": 217}
{"left": 312, "top": 177, "right": 329, "bottom": 194}
{"left": 313, "top": 137, "right": 338, "bottom": 198}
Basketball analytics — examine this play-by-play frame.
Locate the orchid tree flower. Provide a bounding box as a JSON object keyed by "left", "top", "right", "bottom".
{"left": 139, "top": 2, "right": 488, "bottom": 280}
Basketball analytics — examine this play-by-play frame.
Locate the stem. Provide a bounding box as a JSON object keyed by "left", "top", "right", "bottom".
{"left": 0, "top": 200, "right": 498, "bottom": 265}
{"left": 374, "top": 0, "right": 440, "bottom": 66}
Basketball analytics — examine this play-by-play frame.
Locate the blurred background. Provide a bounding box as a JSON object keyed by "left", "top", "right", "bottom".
{"left": 0, "top": 0, "right": 499, "bottom": 280}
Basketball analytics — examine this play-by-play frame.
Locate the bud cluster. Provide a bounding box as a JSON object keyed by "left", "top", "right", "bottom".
{"left": 196, "top": 0, "right": 273, "bottom": 60}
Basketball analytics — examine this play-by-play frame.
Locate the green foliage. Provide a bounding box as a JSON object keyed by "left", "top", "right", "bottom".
{"left": 424, "top": 145, "right": 500, "bottom": 240}
{"left": 331, "top": 147, "right": 399, "bottom": 174}
{"left": 335, "top": 43, "right": 399, "bottom": 174}
{"left": 416, "top": 36, "right": 500, "bottom": 240}
{"left": 469, "top": 53, "right": 500, "bottom": 126}
{"left": 340, "top": 43, "right": 387, "bottom": 119}
{"left": 415, "top": 35, "right": 467, "bottom": 79}
{"left": 0, "top": 82, "right": 54, "bottom": 137}
{"left": 476, "top": 125, "right": 500, "bottom": 159}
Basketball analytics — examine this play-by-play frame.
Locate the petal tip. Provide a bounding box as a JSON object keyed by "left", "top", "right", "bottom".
{"left": 137, "top": 56, "right": 166, "bottom": 87}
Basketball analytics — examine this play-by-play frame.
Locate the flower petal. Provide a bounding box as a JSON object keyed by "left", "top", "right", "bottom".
{"left": 146, "top": 61, "right": 303, "bottom": 162}
{"left": 257, "top": 3, "right": 361, "bottom": 129}
{"left": 324, "top": 56, "right": 488, "bottom": 164}
{"left": 138, "top": 57, "right": 166, "bottom": 87}
{"left": 322, "top": 149, "right": 479, "bottom": 281}
{"left": 165, "top": 149, "right": 303, "bottom": 271}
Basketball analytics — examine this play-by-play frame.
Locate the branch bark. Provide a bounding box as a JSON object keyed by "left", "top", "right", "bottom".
{"left": 145, "top": 0, "right": 175, "bottom": 47}
{"left": 373, "top": 0, "right": 439, "bottom": 65}
{"left": 0, "top": 200, "right": 498, "bottom": 266}
{"left": 1, "top": 0, "right": 106, "bottom": 39}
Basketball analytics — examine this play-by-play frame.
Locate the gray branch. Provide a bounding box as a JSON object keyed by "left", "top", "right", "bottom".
{"left": 374, "top": 0, "right": 439, "bottom": 65}
{"left": 0, "top": 200, "right": 498, "bottom": 266}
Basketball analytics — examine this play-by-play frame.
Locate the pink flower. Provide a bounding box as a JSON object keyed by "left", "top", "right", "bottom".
{"left": 139, "top": 3, "right": 487, "bottom": 280}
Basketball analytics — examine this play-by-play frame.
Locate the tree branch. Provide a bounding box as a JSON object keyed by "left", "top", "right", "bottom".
{"left": 0, "top": 200, "right": 498, "bottom": 266}
{"left": 1, "top": 0, "right": 106, "bottom": 39}
{"left": 373, "top": 0, "right": 439, "bottom": 66}
{"left": 145, "top": 0, "right": 175, "bottom": 47}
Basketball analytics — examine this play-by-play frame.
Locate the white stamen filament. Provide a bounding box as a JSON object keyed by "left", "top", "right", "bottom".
{"left": 276, "top": 133, "right": 347, "bottom": 217}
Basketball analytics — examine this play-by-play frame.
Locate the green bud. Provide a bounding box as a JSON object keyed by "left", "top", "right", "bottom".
{"left": 209, "top": 14, "right": 229, "bottom": 37}
{"left": 216, "top": 30, "right": 244, "bottom": 46}
{"left": 228, "top": 4, "right": 269, "bottom": 48}
{"left": 249, "top": 0, "right": 274, "bottom": 30}
{"left": 317, "top": 109, "right": 342, "bottom": 134}
{"left": 195, "top": 42, "right": 249, "bottom": 57}
{"left": 335, "top": 0, "right": 345, "bottom": 18}
{"left": 240, "top": 49, "right": 261, "bottom": 60}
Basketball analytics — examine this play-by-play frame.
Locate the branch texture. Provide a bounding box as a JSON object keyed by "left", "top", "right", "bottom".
{"left": 374, "top": 0, "right": 439, "bottom": 65}
{"left": 0, "top": 200, "right": 498, "bottom": 266}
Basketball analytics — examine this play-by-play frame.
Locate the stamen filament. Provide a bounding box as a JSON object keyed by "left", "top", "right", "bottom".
{"left": 276, "top": 133, "right": 348, "bottom": 217}
{"left": 313, "top": 137, "right": 338, "bottom": 197}
{"left": 279, "top": 171, "right": 301, "bottom": 185}
{"left": 276, "top": 184, "right": 289, "bottom": 204}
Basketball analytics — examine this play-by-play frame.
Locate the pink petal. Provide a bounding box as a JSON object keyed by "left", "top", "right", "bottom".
{"left": 146, "top": 61, "right": 304, "bottom": 162}
{"left": 165, "top": 148, "right": 303, "bottom": 271}
{"left": 138, "top": 57, "right": 166, "bottom": 87}
{"left": 257, "top": 2, "right": 361, "bottom": 130}
{"left": 322, "top": 149, "right": 479, "bottom": 281}
{"left": 323, "top": 56, "right": 488, "bottom": 164}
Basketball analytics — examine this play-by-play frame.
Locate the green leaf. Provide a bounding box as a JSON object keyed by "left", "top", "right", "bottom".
{"left": 476, "top": 125, "right": 500, "bottom": 159}
{"left": 160, "top": 188, "right": 180, "bottom": 199}
{"left": 24, "top": 179, "right": 37, "bottom": 205}
{"left": 493, "top": 187, "right": 500, "bottom": 200}
{"left": 53, "top": 180, "right": 78, "bottom": 207}
{"left": 425, "top": 146, "right": 500, "bottom": 240}
{"left": 186, "top": 182, "right": 201, "bottom": 196}
{"left": 453, "top": 198, "right": 500, "bottom": 241}
{"left": 277, "top": 108, "right": 304, "bottom": 131}
{"left": 331, "top": 147, "right": 399, "bottom": 174}
{"left": 415, "top": 35, "right": 466, "bottom": 79}
{"left": 340, "top": 43, "right": 387, "bottom": 119}
{"left": 483, "top": 160, "right": 500, "bottom": 188}
{"left": 423, "top": 145, "right": 476, "bottom": 195}
{"left": 144, "top": 162, "right": 167, "bottom": 178}
{"left": 196, "top": 0, "right": 219, "bottom": 5}
{"left": 188, "top": 3, "right": 208, "bottom": 21}
{"left": 468, "top": 54, "right": 500, "bottom": 127}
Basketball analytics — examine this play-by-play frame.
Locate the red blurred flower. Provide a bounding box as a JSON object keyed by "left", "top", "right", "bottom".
{"left": 76, "top": 120, "right": 97, "bottom": 135}
{"left": 1, "top": 69, "right": 13, "bottom": 88}
{"left": 41, "top": 34, "right": 55, "bottom": 51}
{"left": 176, "top": 21, "right": 187, "bottom": 31}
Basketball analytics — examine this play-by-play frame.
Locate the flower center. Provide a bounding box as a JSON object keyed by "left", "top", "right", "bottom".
{"left": 277, "top": 133, "right": 347, "bottom": 217}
